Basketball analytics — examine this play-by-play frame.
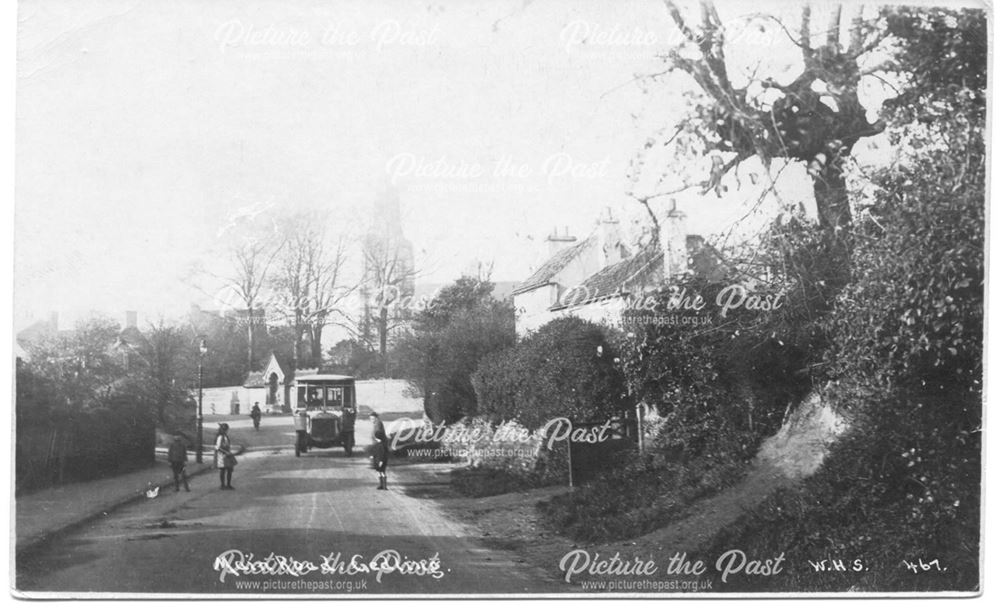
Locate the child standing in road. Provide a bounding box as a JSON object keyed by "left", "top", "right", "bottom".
{"left": 215, "top": 423, "right": 237, "bottom": 490}
{"left": 293, "top": 409, "right": 309, "bottom": 457}
{"left": 167, "top": 434, "right": 190, "bottom": 492}
{"left": 370, "top": 412, "right": 389, "bottom": 490}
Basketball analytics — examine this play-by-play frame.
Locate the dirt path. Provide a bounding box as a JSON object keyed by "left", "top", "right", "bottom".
{"left": 396, "top": 392, "right": 846, "bottom": 590}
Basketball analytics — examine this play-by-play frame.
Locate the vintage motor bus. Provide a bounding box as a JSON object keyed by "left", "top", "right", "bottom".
{"left": 294, "top": 374, "right": 357, "bottom": 456}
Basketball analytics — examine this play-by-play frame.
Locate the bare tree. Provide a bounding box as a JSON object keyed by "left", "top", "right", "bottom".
{"left": 653, "top": 1, "right": 891, "bottom": 285}
{"left": 306, "top": 232, "right": 356, "bottom": 364}
{"left": 360, "top": 234, "right": 417, "bottom": 373}
{"left": 221, "top": 236, "right": 283, "bottom": 371}
{"left": 273, "top": 212, "right": 357, "bottom": 368}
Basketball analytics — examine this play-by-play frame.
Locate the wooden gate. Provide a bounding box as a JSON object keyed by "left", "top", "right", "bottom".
{"left": 568, "top": 413, "right": 638, "bottom": 486}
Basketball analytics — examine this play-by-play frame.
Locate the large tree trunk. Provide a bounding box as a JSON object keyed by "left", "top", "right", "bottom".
{"left": 292, "top": 312, "right": 303, "bottom": 370}
{"left": 663, "top": 1, "right": 885, "bottom": 238}
{"left": 310, "top": 321, "right": 324, "bottom": 365}
{"left": 378, "top": 306, "right": 389, "bottom": 377}
{"left": 812, "top": 162, "right": 850, "bottom": 232}
{"left": 247, "top": 305, "right": 255, "bottom": 371}
{"left": 812, "top": 163, "right": 853, "bottom": 292}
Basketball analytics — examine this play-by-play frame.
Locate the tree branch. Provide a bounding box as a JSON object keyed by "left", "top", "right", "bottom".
{"left": 664, "top": 0, "right": 699, "bottom": 44}
{"left": 800, "top": 4, "right": 813, "bottom": 59}
{"left": 848, "top": 4, "right": 865, "bottom": 54}
{"left": 827, "top": 4, "right": 842, "bottom": 48}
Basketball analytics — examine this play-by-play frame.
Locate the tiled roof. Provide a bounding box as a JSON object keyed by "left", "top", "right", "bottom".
{"left": 513, "top": 235, "right": 596, "bottom": 295}
{"left": 553, "top": 247, "right": 662, "bottom": 310}
{"left": 16, "top": 319, "right": 59, "bottom": 344}
{"left": 269, "top": 352, "right": 294, "bottom": 378}
{"left": 243, "top": 370, "right": 266, "bottom": 388}
{"left": 243, "top": 366, "right": 321, "bottom": 388}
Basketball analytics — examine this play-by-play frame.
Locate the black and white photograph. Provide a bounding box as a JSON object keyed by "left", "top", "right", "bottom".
{"left": 9, "top": 0, "right": 988, "bottom": 598}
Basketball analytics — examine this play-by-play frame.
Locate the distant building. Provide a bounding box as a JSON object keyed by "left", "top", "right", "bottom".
{"left": 187, "top": 304, "right": 268, "bottom": 335}
{"left": 16, "top": 310, "right": 148, "bottom": 369}
{"left": 242, "top": 351, "right": 323, "bottom": 413}
{"left": 512, "top": 203, "right": 724, "bottom": 336}
{"left": 359, "top": 182, "right": 416, "bottom": 344}
{"left": 113, "top": 311, "right": 148, "bottom": 371}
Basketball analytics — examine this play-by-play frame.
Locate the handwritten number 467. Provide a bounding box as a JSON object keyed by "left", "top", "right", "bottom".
{"left": 902, "top": 558, "right": 946, "bottom": 573}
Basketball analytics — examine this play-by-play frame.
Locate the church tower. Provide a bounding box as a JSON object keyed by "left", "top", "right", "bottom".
{"left": 360, "top": 181, "right": 415, "bottom": 348}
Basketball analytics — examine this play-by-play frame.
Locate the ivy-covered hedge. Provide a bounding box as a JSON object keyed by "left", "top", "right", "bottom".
{"left": 695, "top": 54, "right": 985, "bottom": 589}
{"left": 472, "top": 317, "right": 628, "bottom": 430}
{"left": 538, "top": 272, "right": 813, "bottom": 540}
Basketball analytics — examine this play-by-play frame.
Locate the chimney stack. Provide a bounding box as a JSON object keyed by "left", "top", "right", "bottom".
{"left": 546, "top": 226, "right": 577, "bottom": 256}
{"left": 659, "top": 199, "right": 688, "bottom": 278}
{"left": 597, "top": 207, "right": 623, "bottom": 269}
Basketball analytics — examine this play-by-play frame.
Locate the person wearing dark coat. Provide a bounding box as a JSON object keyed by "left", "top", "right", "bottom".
{"left": 370, "top": 412, "right": 389, "bottom": 490}
{"left": 341, "top": 405, "right": 357, "bottom": 456}
{"left": 250, "top": 403, "right": 262, "bottom": 430}
{"left": 167, "top": 435, "right": 190, "bottom": 492}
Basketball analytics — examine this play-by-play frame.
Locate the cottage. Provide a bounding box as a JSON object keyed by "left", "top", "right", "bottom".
{"left": 512, "top": 203, "right": 723, "bottom": 336}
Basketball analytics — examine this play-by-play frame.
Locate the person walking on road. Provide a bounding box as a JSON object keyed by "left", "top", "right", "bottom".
{"left": 167, "top": 434, "right": 190, "bottom": 492}
{"left": 370, "top": 412, "right": 389, "bottom": 490}
{"left": 293, "top": 409, "right": 309, "bottom": 457}
{"left": 250, "top": 402, "right": 262, "bottom": 431}
{"left": 214, "top": 423, "right": 237, "bottom": 490}
{"left": 341, "top": 404, "right": 357, "bottom": 456}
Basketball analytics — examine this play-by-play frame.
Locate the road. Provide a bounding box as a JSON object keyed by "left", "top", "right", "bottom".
{"left": 16, "top": 417, "right": 562, "bottom": 596}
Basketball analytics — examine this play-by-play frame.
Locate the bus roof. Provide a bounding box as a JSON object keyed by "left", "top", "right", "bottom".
{"left": 296, "top": 374, "right": 355, "bottom": 383}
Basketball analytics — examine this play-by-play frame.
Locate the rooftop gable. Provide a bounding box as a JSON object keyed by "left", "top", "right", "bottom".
{"left": 552, "top": 247, "right": 663, "bottom": 310}
{"left": 513, "top": 235, "right": 597, "bottom": 295}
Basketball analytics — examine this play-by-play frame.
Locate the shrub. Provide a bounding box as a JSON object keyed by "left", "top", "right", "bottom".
{"left": 396, "top": 278, "right": 516, "bottom": 424}
{"left": 539, "top": 446, "right": 748, "bottom": 542}
{"left": 694, "top": 39, "right": 985, "bottom": 589}
{"left": 451, "top": 467, "right": 546, "bottom": 498}
{"left": 698, "top": 387, "right": 980, "bottom": 592}
{"left": 473, "top": 317, "right": 628, "bottom": 430}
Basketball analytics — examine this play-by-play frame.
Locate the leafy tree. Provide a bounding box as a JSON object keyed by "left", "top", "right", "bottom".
{"left": 17, "top": 317, "right": 159, "bottom": 489}
{"left": 326, "top": 338, "right": 384, "bottom": 379}
{"left": 21, "top": 316, "right": 126, "bottom": 412}
{"left": 418, "top": 276, "right": 496, "bottom": 329}
{"left": 126, "top": 322, "right": 196, "bottom": 431}
{"left": 396, "top": 277, "right": 515, "bottom": 423}
{"left": 194, "top": 314, "right": 252, "bottom": 387}
{"left": 473, "top": 317, "right": 627, "bottom": 430}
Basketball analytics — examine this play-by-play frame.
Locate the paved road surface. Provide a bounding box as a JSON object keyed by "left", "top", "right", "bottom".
{"left": 16, "top": 419, "right": 562, "bottom": 596}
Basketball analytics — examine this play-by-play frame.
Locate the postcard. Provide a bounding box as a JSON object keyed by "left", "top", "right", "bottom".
{"left": 12, "top": 0, "right": 986, "bottom": 598}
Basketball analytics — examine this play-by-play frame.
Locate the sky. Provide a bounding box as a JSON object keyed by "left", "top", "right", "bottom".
{"left": 15, "top": 0, "right": 895, "bottom": 331}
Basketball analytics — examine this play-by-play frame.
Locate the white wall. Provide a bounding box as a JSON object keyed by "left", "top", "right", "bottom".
{"left": 200, "top": 386, "right": 243, "bottom": 415}
{"left": 204, "top": 379, "right": 423, "bottom": 417}
{"left": 566, "top": 297, "right": 626, "bottom": 329}
{"left": 355, "top": 379, "right": 423, "bottom": 415}
{"left": 515, "top": 285, "right": 561, "bottom": 336}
